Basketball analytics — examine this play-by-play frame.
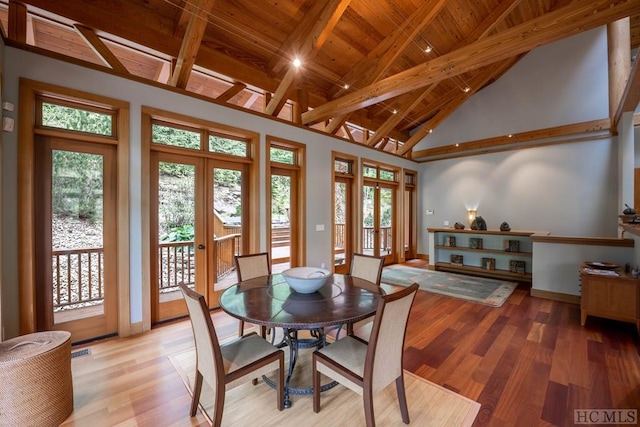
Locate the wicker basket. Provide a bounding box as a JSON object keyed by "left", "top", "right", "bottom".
{"left": 0, "top": 331, "right": 73, "bottom": 427}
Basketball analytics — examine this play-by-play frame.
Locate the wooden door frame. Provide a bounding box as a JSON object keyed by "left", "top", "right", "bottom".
{"left": 266, "top": 136, "right": 306, "bottom": 267}
{"left": 331, "top": 151, "right": 358, "bottom": 274}
{"left": 17, "top": 78, "right": 130, "bottom": 337}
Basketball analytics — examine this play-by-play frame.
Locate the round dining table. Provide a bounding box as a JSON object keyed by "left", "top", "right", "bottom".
{"left": 219, "top": 272, "right": 383, "bottom": 408}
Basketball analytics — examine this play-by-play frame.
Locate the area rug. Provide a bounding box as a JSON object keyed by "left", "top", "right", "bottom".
{"left": 168, "top": 348, "right": 480, "bottom": 426}
{"left": 382, "top": 265, "right": 516, "bottom": 307}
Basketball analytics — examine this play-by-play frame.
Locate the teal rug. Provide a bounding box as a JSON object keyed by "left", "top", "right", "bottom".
{"left": 381, "top": 265, "right": 517, "bottom": 307}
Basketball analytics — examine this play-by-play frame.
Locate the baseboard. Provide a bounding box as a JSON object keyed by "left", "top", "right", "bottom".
{"left": 530, "top": 288, "right": 580, "bottom": 305}
{"left": 417, "top": 253, "right": 428, "bottom": 261}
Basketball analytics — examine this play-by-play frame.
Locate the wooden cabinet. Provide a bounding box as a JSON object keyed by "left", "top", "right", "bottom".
{"left": 427, "top": 228, "right": 543, "bottom": 282}
{"left": 580, "top": 264, "right": 640, "bottom": 333}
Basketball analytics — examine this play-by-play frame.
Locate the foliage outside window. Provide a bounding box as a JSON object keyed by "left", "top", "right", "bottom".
{"left": 41, "top": 102, "right": 113, "bottom": 136}
{"left": 270, "top": 147, "right": 295, "bottom": 164}
{"left": 379, "top": 169, "right": 395, "bottom": 181}
{"left": 152, "top": 123, "right": 201, "bottom": 150}
{"left": 209, "top": 134, "right": 247, "bottom": 157}
{"left": 334, "top": 159, "right": 352, "bottom": 174}
{"left": 363, "top": 165, "right": 377, "bottom": 178}
{"left": 52, "top": 150, "right": 104, "bottom": 224}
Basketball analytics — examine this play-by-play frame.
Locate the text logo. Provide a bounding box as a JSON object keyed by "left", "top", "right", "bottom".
{"left": 574, "top": 409, "right": 638, "bottom": 425}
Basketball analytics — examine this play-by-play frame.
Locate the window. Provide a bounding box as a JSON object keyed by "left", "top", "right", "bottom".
{"left": 38, "top": 98, "right": 116, "bottom": 137}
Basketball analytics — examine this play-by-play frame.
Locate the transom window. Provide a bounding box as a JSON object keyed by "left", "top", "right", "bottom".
{"left": 151, "top": 120, "right": 249, "bottom": 158}
{"left": 37, "top": 97, "right": 116, "bottom": 137}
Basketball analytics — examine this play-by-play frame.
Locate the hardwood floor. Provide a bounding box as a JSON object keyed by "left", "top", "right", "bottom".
{"left": 62, "top": 261, "right": 640, "bottom": 426}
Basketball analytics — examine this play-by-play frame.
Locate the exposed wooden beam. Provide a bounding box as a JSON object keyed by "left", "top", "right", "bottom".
{"left": 330, "top": 0, "right": 448, "bottom": 99}
{"left": 366, "top": 88, "right": 434, "bottom": 147}
{"left": 614, "top": 54, "right": 640, "bottom": 128}
{"left": 169, "top": 0, "right": 217, "bottom": 89}
{"left": 608, "top": 18, "right": 631, "bottom": 125}
{"left": 74, "top": 24, "right": 129, "bottom": 74}
{"left": 324, "top": 0, "right": 447, "bottom": 136}
{"left": 382, "top": 0, "right": 521, "bottom": 139}
{"left": 8, "top": 0, "right": 27, "bottom": 43}
{"left": 264, "top": 0, "right": 350, "bottom": 116}
{"left": 342, "top": 124, "right": 355, "bottom": 142}
{"left": 326, "top": 115, "right": 350, "bottom": 134}
{"left": 411, "top": 119, "right": 611, "bottom": 160}
{"left": 216, "top": 82, "right": 247, "bottom": 102}
{"left": 398, "top": 59, "right": 517, "bottom": 155}
{"left": 302, "top": 0, "right": 640, "bottom": 126}
{"left": 267, "top": 1, "right": 331, "bottom": 75}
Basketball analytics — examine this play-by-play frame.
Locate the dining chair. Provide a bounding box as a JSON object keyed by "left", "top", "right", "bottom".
{"left": 234, "top": 252, "right": 271, "bottom": 337}
{"left": 347, "top": 253, "right": 385, "bottom": 337}
{"left": 312, "top": 283, "right": 419, "bottom": 427}
{"left": 350, "top": 253, "right": 385, "bottom": 286}
{"left": 179, "top": 284, "right": 284, "bottom": 426}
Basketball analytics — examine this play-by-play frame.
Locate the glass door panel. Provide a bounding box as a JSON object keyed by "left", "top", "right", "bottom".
{"left": 271, "top": 172, "right": 292, "bottom": 265}
{"left": 379, "top": 187, "right": 394, "bottom": 256}
{"left": 152, "top": 155, "right": 203, "bottom": 322}
{"left": 35, "top": 137, "right": 117, "bottom": 342}
{"left": 210, "top": 164, "right": 246, "bottom": 299}
{"left": 333, "top": 179, "right": 349, "bottom": 272}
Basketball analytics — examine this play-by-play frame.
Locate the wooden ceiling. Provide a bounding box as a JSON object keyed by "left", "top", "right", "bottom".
{"left": 2, "top": 0, "right": 640, "bottom": 160}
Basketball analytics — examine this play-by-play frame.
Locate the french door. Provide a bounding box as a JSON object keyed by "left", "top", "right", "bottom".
{"left": 150, "top": 152, "right": 248, "bottom": 323}
{"left": 34, "top": 136, "right": 118, "bottom": 342}
{"left": 362, "top": 181, "right": 395, "bottom": 263}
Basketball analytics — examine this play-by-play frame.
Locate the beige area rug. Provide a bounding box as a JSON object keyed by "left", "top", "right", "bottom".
{"left": 168, "top": 348, "right": 480, "bottom": 426}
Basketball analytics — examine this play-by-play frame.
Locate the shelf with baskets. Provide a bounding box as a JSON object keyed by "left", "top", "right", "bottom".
{"left": 427, "top": 228, "right": 546, "bottom": 283}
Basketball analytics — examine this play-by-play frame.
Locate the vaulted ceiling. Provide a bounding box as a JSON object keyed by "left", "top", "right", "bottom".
{"left": 2, "top": 0, "right": 639, "bottom": 160}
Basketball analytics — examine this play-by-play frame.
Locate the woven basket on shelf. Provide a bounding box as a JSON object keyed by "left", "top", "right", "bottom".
{"left": 0, "top": 331, "right": 73, "bottom": 427}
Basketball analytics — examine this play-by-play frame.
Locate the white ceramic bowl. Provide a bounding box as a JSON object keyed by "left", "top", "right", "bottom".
{"left": 282, "top": 267, "right": 332, "bottom": 294}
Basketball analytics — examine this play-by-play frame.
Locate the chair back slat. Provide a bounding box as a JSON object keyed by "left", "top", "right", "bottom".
{"left": 350, "top": 253, "right": 384, "bottom": 286}
{"left": 235, "top": 252, "right": 271, "bottom": 281}
{"left": 366, "top": 283, "right": 418, "bottom": 394}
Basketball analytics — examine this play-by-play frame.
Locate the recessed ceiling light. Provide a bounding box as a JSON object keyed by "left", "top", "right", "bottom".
{"left": 343, "top": 83, "right": 349, "bottom": 89}
{"left": 429, "top": 129, "right": 433, "bottom": 133}
{"left": 455, "top": 143, "right": 459, "bottom": 147}
{"left": 424, "top": 46, "right": 432, "bottom": 53}
{"left": 463, "top": 86, "right": 470, "bottom": 93}
{"left": 508, "top": 134, "right": 513, "bottom": 138}
{"left": 392, "top": 109, "right": 397, "bottom": 114}
{"left": 293, "top": 58, "right": 301, "bottom": 67}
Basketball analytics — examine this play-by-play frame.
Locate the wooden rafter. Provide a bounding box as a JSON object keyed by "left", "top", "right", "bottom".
{"left": 267, "top": 1, "right": 331, "bottom": 75}
{"left": 398, "top": 58, "right": 517, "bottom": 156}
{"left": 216, "top": 82, "right": 247, "bottom": 102}
{"left": 411, "top": 119, "right": 611, "bottom": 161}
{"left": 365, "top": 88, "right": 434, "bottom": 147}
{"left": 324, "top": 0, "right": 446, "bottom": 136}
{"left": 330, "top": 0, "right": 448, "bottom": 99}
{"left": 74, "top": 25, "right": 129, "bottom": 74}
{"left": 372, "top": 0, "right": 520, "bottom": 147}
{"left": 169, "top": 0, "right": 217, "bottom": 89}
{"left": 264, "top": 0, "right": 351, "bottom": 116}
{"left": 614, "top": 54, "right": 640, "bottom": 128}
{"left": 302, "top": 0, "right": 640, "bottom": 127}
{"left": 8, "top": 0, "right": 27, "bottom": 43}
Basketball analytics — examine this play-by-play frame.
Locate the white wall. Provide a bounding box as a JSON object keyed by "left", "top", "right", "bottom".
{"left": 1, "top": 48, "right": 415, "bottom": 337}
{"left": 417, "top": 27, "right": 621, "bottom": 258}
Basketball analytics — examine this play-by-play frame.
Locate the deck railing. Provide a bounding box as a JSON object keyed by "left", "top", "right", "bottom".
{"left": 362, "top": 226, "right": 392, "bottom": 252}
{"left": 52, "top": 247, "right": 104, "bottom": 311}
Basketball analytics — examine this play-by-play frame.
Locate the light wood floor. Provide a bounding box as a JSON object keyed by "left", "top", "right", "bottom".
{"left": 62, "top": 260, "right": 640, "bottom": 426}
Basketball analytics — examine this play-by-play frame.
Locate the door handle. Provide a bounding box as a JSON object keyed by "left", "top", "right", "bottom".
{"left": 198, "top": 244, "right": 205, "bottom": 249}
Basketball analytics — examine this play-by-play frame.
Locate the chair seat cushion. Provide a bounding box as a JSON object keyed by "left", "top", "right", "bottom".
{"left": 222, "top": 334, "right": 278, "bottom": 372}
{"left": 317, "top": 336, "right": 367, "bottom": 377}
